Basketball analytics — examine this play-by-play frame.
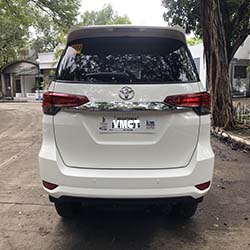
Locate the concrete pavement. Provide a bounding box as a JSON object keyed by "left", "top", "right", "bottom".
{"left": 0, "top": 103, "right": 250, "bottom": 250}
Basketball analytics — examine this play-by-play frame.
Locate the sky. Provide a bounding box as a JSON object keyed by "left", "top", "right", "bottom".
{"left": 80, "top": 0, "right": 167, "bottom": 26}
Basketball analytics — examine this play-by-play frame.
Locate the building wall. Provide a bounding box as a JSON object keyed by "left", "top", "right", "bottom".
{"left": 231, "top": 60, "right": 250, "bottom": 96}
{"left": 38, "top": 52, "right": 58, "bottom": 70}
{"left": 231, "top": 36, "right": 250, "bottom": 96}
{"left": 38, "top": 52, "right": 57, "bottom": 88}
{"left": 1, "top": 61, "right": 39, "bottom": 98}
{"left": 22, "top": 76, "right": 36, "bottom": 96}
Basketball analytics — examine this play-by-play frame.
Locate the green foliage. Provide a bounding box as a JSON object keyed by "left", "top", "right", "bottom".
{"left": 162, "top": 0, "right": 250, "bottom": 37}
{"left": 0, "top": 19, "right": 28, "bottom": 66}
{"left": 187, "top": 37, "right": 202, "bottom": 46}
{"left": 162, "top": 0, "right": 201, "bottom": 35}
{"left": 30, "top": 0, "right": 80, "bottom": 55}
{"left": 0, "top": 0, "right": 80, "bottom": 67}
{"left": 0, "top": 1, "right": 132, "bottom": 68}
{"left": 0, "top": 0, "right": 30, "bottom": 66}
{"left": 162, "top": 0, "right": 250, "bottom": 59}
{"left": 30, "top": 0, "right": 80, "bottom": 30}
{"left": 79, "top": 4, "right": 131, "bottom": 26}
{"left": 246, "top": 65, "right": 250, "bottom": 76}
{"left": 31, "top": 16, "right": 65, "bottom": 57}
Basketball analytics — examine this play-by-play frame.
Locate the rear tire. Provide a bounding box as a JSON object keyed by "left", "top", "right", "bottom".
{"left": 54, "top": 200, "right": 81, "bottom": 218}
{"left": 170, "top": 200, "right": 198, "bottom": 219}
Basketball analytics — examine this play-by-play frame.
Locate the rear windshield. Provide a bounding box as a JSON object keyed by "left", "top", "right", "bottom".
{"left": 57, "top": 37, "right": 199, "bottom": 83}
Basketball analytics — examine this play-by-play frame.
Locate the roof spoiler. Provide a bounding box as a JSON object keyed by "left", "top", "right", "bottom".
{"left": 66, "top": 25, "right": 186, "bottom": 45}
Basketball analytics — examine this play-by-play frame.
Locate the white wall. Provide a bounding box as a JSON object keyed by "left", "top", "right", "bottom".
{"left": 38, "top": 52, "right": 58, "bottom": 70}
{"left": 234, "top": 36, "right": 250, "bottom": 60}
{"left": 189, "top": 43, "right": 207, "bottom": 90}
{"left": 21, "top": 76, "right": 36, "bottom": 96}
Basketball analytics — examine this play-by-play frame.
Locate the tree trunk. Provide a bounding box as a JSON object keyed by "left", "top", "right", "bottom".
{"left": 201, "top": 0, "right": 235, "bottom": 130}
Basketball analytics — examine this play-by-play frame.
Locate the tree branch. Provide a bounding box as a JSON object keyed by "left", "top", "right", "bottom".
{"left": 29, "top": 0, "right": 66, "bottom": 28}
{"left": 229, "top": 27, "right": 250, "bottom": 61}
{"left": 231, "top": 0, "right": 250, "bottom": 32}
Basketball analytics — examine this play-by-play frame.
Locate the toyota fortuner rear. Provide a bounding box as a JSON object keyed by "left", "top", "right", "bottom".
{"left": 39, "top": 25, "right": 214, "bottom": 218}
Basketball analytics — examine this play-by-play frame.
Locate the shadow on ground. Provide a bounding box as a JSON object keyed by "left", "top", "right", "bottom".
{"left": 49, "top": 206, "right": 202, "bottom": 250}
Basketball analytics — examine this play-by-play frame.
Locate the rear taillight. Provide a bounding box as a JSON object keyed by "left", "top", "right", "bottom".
{"left": 164, "top": 92, "right": 210, "bottom": 115}
{"left": 195, "top": 181, "right": 211, "bottom": 191}
{"left": 42, "top": 180, "right": 58, "bottom": 190}
{"left": 42, "top": 92, "right": 89, "bottom": 115}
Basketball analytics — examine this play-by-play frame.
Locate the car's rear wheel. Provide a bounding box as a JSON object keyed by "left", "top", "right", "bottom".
{"left": 170, "top": 200, "right": 198, "bottom": 219}
{"left": 54, "top": 200, "right": 81, "bottom": 218}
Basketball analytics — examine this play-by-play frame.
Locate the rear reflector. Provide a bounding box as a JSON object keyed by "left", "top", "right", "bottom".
{"left": 164, "top": 92, "right": 210, "bottom": 114}
{"left": 42, "top": 92, "right": 89, "bottom": 115}
{"left": 195, "top": 181, "right": 211, "bottom": 191}
{"left": 42, "top": 181, "right": 58, "bottom": 190}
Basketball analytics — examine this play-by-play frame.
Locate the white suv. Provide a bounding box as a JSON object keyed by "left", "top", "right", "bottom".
{"left": 39, "top": 25, "right": 214, "bottom": 218}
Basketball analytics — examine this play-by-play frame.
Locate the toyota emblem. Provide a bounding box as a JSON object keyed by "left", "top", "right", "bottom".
{"left": 119, "top": 86, "right": 135, "bottom": 100}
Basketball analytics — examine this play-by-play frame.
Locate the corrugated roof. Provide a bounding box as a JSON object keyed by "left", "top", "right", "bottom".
{"left": 0, "top": 60, "right": 38, "bottom": 73}
{"left": 16, "top": 66, "right": 39, "bottom": 76}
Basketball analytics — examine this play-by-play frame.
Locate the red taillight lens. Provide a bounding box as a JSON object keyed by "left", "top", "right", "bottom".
{"left": 195, "top": 181, "right": 211, "bottom": 190}
{"left": 42, "top": 92, "right": 89, "bottom": 115}
{"left": 42, "top": 180, "right": 58, "bottom": 190}
{"left": 164, "top": 92, "right": 210, "bottom": 115}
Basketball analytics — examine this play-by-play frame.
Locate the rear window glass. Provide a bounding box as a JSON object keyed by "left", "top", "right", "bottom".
{"left": 57, "top": 37, "right": 199, "bottom": 83}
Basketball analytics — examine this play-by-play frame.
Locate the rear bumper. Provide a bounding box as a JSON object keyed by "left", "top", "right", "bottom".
{"left": 39, "top": 113, "right": 214, "bottom": 200}
{"left": 38, "top": 141, "right": 214, "bottom": 200}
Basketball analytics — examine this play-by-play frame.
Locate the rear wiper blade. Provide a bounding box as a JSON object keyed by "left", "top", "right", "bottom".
{"left": 85, "top": 72, "right": 132, "bottom": 81}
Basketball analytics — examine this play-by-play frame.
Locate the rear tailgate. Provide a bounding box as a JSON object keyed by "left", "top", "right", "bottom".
{"left": 53, "top": 82, "right": 200, "bottom": 169}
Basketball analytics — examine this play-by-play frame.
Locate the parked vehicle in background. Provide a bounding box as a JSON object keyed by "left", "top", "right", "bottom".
{"left": 39, "top": 25, "right": 214, "bottom": 219}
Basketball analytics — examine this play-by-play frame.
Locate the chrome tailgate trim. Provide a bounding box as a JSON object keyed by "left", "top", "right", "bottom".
{"left": 63, "top": 102, "right": 188, "bottom": 112}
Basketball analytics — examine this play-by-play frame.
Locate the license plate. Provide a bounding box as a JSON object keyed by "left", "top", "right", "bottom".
{"left": 98, "top": 116, "right": 156, "bottom": 133}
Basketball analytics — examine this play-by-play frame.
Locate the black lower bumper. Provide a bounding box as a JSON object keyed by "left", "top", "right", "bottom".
{"left": 49, "top": 195, "right": 203, "bottom": 205}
